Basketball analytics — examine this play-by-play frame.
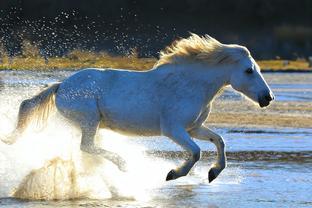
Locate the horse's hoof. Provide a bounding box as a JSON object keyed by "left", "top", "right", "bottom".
{"left": 166, "top": 170, "right": 176, "bottom": 181}
{"left": 208, "top": 169, "right": 217, "bottom": 183}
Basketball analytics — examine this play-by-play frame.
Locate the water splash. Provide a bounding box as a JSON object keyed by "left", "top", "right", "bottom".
{"left": 0, "top": 75, "right": 247, "bottom": 201}
{"left": 0, "top": 111, "right": 175, "bottom": 200}
{"left": 13, "top": 158, "right": 79, "bottom": 200}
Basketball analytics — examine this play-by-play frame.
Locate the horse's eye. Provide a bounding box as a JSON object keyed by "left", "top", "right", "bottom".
{"left": 245, "top": 68, "right": 253, "bottom": 74}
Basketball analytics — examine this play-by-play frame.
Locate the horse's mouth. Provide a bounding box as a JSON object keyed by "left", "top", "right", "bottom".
{"left": 259, "top": 100, "right": 270, "bottom": 108}
{"left": 258, "top": 98, "right": 271, "bottom": 108}
{"left": 258, "top": 91, "right": 274, "bottom": 108}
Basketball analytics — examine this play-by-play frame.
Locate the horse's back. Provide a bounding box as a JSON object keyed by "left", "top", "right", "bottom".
{"left": 96, "top": 69, "right": 162, "bottom": 135}
{"left": 55, "top": 68, "right": 162, "bottom": 135}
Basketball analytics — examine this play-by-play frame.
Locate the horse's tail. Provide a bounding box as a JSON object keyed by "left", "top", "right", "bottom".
{"left": 1, "top": 83, "right": 61, "bottom": 145}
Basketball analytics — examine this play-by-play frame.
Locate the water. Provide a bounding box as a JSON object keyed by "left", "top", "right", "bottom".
{"left": 0, "top": 70, "right": 311, "bottom": 207}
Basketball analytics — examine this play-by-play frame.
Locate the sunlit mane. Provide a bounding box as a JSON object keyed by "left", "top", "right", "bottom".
{"left": 155, "top": 33, "right": 250, "bottom": 67}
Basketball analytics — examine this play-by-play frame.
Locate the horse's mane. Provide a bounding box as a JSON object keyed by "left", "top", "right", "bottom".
{"left": 155, "top": 33, "right": 250, "bottom": 68}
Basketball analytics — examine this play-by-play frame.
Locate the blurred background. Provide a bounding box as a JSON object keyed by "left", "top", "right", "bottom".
{"left": 0, "top": 0, "right": 312, "bottom": 59}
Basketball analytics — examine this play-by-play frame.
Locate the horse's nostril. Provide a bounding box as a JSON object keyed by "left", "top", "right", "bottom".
{"left": 270, "top": 92, "right": 275, "bottom": 100}
{"left": 265, "top": 94, "right": 273, "bottom": 101}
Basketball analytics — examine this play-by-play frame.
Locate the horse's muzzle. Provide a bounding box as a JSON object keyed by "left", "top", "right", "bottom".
{"left": 258, "top": 91, "right": 274, "bottom": 108}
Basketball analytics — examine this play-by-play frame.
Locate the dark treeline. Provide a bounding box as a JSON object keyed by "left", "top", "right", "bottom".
{"left": 0, "top": 0, "right": 312, "bottom": 59}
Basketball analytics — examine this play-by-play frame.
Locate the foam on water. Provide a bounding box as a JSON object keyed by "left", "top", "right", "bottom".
{"left": 0, "top": 78, "right": 217, "bottom": 202}
{"left": 0, "top": 112, "right": 176, "bottom": 200}
{"left": 0, "top": 110, "right": 243, "bottom": 201}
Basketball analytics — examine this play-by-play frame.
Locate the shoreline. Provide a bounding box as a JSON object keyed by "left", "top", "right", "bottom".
{"left": 0, "top": 53, "right": 311, "bottom": 72}
{"left": 0, "top": 68, "right": 311, "bottom": 73}
{"left": 262, "top": 69, "right": 312, "bottom": 73}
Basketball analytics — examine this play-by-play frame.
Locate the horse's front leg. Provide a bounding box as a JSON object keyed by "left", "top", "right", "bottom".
{"left": 163, "top": 126, "right": 201, "bottom": 181}
{"left": 189, "top": 126, "right": 226, "bottom": 183}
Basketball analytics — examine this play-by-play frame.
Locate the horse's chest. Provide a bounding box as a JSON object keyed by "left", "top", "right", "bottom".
{"left": 161, "top": 96, "right": 206, "bottom": 128}
{"left": 181, "top": 104, "right": 206, "bottom": 127}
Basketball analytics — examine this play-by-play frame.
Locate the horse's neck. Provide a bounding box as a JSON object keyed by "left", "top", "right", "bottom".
{"left": 153, "top": 63, "right": 230, "bottom": 100}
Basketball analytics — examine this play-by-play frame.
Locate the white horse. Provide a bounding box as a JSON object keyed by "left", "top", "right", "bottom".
{"left": 2, "top": 34, "right": 274, "bottom": 183}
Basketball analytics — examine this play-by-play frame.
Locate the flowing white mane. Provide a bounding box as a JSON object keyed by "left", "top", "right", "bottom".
{"left": 155, "top": 33, "right": 250, "bottom": 67}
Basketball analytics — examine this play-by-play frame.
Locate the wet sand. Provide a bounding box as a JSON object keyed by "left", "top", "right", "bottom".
{"left": 207, "top": 101, "right": 312, "bottom": 128}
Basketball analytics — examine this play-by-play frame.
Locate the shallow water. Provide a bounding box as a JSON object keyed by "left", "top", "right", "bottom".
{"left": 0, "top": 70, "right": 311, "bottom": 207}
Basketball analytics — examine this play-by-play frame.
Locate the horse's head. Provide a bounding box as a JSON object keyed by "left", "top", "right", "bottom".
{"left": 155, "top": 33, "right": 275, "bottom": 108}
{"left": 230, "top": 54, "right": 274, "bottom": 108}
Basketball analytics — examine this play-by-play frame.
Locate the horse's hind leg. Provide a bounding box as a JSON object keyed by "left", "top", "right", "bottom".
{"left": 80, "top": 122, "right": 127, "bottom": 172}
{"left": 56, "top": 92, "right": 125, "bottom": 171}
{"left": 56, "top": 98, "right": 126, "bottom": 171}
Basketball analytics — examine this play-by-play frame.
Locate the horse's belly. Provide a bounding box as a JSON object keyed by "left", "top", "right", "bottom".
{"left": 99, "top": 121, "right": 160, "bottom": 136}
{"left": 99, "top": 116, "right": 160, "bottom": 136}
{"left": 98, "top": 103, "right": 161, "bottom": 136}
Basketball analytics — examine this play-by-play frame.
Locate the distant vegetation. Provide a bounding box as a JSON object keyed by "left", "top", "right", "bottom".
{"left": 1, "top": 1, "right": 312, "bottom": 59}
{"left": 0, "top": 41, "right": 311, "bottom": 71}
{"left": 0, "top": 41, "right": 155, "bottom": 70}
